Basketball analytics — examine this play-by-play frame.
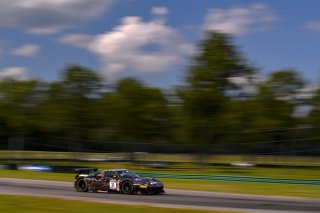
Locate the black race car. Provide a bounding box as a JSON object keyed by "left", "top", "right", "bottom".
{"left": 74, "top": 168, "right": 164, "bottom": 195}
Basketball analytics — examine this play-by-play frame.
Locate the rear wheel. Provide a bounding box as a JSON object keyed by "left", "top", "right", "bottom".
{"left": 121, "top": 181, "right": 134, "bottom": 194}
{"left": 75, "top": 179, "right": 88, "bottom": 192}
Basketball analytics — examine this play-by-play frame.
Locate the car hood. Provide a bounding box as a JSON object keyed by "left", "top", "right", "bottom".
{"left": 132, "top": 177, "right": 163, "bottom": 186}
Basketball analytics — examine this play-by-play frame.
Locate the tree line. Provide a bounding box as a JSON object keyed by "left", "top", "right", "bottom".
{"left": 1, "top": 31, "right": 319, "bottom": 155}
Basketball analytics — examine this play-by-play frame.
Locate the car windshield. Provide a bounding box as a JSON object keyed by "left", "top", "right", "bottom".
{"left": 117, "top": 170, "right": 140, "bottom": 178}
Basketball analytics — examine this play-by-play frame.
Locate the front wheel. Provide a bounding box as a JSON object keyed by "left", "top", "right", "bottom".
{"left": 75, "top": 179, "right": 88, "bottom": 192}
{"left": 121, "top": 181, "right": 134, "bottom": 194}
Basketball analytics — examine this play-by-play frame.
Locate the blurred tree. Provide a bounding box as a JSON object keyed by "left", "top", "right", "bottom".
{"left": 37, "top": 65, "right": 103, "bottom": 151}
{"left": 266, "top": 69, "right": 304, "bottom": 99}
{"left": 257, "top": 70, "right": 304, "bottom": 146}
{"left": 102, "top": 78, "right": 170, "bottom": 145}
{"left": 61, "top": 65, "right": 102, "bottom": 98}
{"left": 187, "top": 31, "right": 255, "bottom": 92}
{"left": 253, "top": 84, "right": 295, "bottom": 133}
{"left": 36, "top": 82, "right": 71, "bottom": 140}
{"left": 0, "top": 79, "right": 44, "bottom": 150}
{"left": 220, "top": 84, "right": 296, "bottom": 155}
{"left": 177, "top": 31, "right": 255, "bottom": 152}
{"left": 308, "top": 88, "right": 320, "bottom": 136}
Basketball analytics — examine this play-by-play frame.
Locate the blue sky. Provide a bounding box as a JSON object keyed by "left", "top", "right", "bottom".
{"left": 1, "top": 0, "right": 320, "bottom": 88}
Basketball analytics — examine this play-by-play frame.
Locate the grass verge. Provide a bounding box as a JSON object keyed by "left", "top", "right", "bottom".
{"left": 164, "top": 179, "right": 320, "bottom": 199}
{"left": 0, "top": 195, "right": 240, "bottom": 213}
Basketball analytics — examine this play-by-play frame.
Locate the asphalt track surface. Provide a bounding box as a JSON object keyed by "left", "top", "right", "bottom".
{"left": 0, "top": 178, "right": 320, "bottom": 213}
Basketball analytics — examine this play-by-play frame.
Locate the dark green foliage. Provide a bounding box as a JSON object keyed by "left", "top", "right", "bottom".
{"left": 102, "top": 77, "right": 170, "bottom": 142}
{"left": 187, "top": 32, "right": 255, "bottom": 91}
{"left": 0, "top": 31, "right": 316, "bottom": 155}
{"left": 177, "top": 32, "right": 255, "bottom": 146}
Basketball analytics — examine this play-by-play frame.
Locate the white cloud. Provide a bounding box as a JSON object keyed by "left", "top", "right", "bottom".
{"left": 11, "top": 44, "right": 40, "bottom": 57}
{"left": 60, "top": 16, "right": 193, "bottom": 76}
{"left": 304, "top": 21, "right": 320, "bottom": 31}
{"left": 0, "top": 0, "right": 114, "bottom": 34}
{"left": 0, "top": 67, "right": 27, "bottom": 80}
{"left": 204, "top": 3, "right": 276, "bottom": 35}
{"left": 151, "top": 7, "right": 169, "bottom": 15}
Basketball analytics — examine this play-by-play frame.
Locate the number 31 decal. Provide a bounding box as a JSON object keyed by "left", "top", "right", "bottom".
{"left": 110, "top": 180, "right": 119, "bottom": 191}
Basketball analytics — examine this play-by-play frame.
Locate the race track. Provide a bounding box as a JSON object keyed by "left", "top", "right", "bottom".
{"left": 0, "top": 178, "right": 319, "bottom": 213}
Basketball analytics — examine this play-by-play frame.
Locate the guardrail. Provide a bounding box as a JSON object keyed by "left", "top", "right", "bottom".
{"left": 138, "top": 172, "right": 320, "bottom": 186}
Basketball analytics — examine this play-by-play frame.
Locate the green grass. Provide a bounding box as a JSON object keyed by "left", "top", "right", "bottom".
{"left": 1, "top": 170, "right": 319, "bottom": 199}
{"left": 0, "top": 195, "right": 240, "bottom": 213}
{"left": 0, "top": 170, "right": 73, "bottom": 181}
{"left": 164, "top": 179, "right": 320, "bottom": 199}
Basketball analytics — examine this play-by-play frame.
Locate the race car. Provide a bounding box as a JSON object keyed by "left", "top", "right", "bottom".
{"left": 74, "top": 168, "right": 165, "bottom": 195}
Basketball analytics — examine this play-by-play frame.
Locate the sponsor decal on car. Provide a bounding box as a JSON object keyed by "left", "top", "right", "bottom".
{"left": 110, "top": 179, "right": 120, "bottom": 191}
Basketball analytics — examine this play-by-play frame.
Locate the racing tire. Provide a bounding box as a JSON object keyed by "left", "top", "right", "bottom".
{"left": 121, "top": 181, "right": 134, "bottom": 195}
{"left": 75, "top": 179, "right": 88, "bottom": 192}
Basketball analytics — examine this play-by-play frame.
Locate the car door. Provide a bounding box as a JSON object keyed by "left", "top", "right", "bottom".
{"left": 104, "top": 171, "right": 120, "bottom": 191}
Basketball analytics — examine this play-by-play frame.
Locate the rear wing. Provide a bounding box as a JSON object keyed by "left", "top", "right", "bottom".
{"left": 75, "top": 167, "right": 98, "bottom": 175}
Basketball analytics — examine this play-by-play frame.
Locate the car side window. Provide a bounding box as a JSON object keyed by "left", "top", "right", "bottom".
{"left": 95, "top": 171, "right": 103, "bottom": 178}
{"left": 104, "top": 171, "right": 116, "bottom": 178}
